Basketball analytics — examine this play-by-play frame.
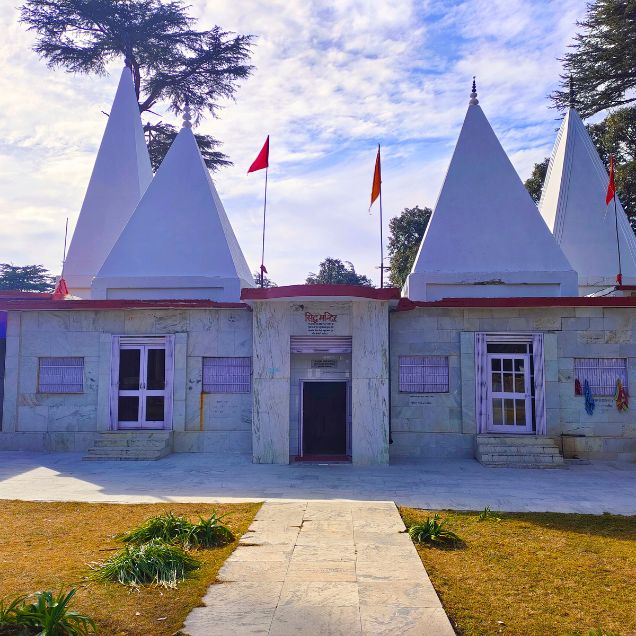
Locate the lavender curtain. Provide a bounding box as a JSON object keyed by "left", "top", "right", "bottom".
{"left": 109, "top": 336, "right": 120, "bottom": 430}
{"left": 164, "top": 335, "right": 175, "bottom": 430}
{"left": 475, "top": 333, "right": 489, "bottom": 434}
{"left": 532, "top": 333, "right": 547, "bottom": 436}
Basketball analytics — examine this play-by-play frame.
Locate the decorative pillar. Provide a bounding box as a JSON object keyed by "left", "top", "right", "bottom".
{"left": 252, "top": 302, "right": 290, "bottom": 463}
{"left": 351, "top": 301, "right": 389, "bottom": 465}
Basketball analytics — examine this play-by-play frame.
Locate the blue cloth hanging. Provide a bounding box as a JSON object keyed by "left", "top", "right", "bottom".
{"left": 584, "top": 379, "right": 595, "bottom": 416}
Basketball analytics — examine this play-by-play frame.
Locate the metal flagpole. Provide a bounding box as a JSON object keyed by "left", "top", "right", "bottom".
{"left": 613, "top": 190, "right": 622, "bottom": 285}
{"left": 379, "top": 144, "right": 384, "bottom": 289}
{"left": 61, "top": 217, "right": 69, "bottom": 276}
{"left": 260, "top": 167, "right": 268, "bottom": 288}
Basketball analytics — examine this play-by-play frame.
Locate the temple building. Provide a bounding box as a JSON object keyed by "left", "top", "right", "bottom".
{"left": 0, "top": 71, "right": 634, "bottom": 465}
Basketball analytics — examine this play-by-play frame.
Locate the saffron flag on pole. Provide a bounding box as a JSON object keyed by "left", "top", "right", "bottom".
{"left": 370, "top": 144, "right": 381, "bottom": 210}
{"left": 606, "top": 154, "right": 616, "bottom": 205}
{"left": 248, "top": 135, "right": 269, "bottom": 173}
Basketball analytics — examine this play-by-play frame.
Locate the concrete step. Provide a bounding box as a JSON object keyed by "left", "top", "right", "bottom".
{"left": 83, "top": 432, "right": 172, "bottom": 461}
{"left": 476, "top": 435, "right": 565, "bottom": 468}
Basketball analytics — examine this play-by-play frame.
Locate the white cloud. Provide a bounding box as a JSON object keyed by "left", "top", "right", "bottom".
{"left": 0, "top": 0, "right": 585, "bottom": 285}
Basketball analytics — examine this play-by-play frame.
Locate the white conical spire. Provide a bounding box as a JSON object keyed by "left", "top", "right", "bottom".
{"left": 405, "top": 80, "right": 578, "bottom": 301}
{"left": 63, "top": 66, "right": 152, "bottom": 298}
{"left": 91, "top": 113, "right": 253, "bottom": 301}
{"left": 539, "top": 107, "right": 636, "bottom": 293}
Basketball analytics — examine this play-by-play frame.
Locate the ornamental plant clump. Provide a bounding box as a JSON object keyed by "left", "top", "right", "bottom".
{"left": 0, "top": 589, "right": 96, "bottom": 635}
{"left": 408, "top": 514, "right": 462, "bottom": 546}
{"left": 94, "top": 539, "right": 200, "bottom": 588}
{"left": 117, "top": 511, "right": 234, "bottom": 548}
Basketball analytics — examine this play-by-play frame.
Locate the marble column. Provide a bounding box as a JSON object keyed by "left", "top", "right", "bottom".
{"left": 351, "top": 301, "right": 389, "bottom": 465}
{"left": 252, "top": 302, "right": 290, "bottom": 464}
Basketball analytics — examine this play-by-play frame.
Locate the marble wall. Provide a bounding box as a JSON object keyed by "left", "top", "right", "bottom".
{"left": 352, "top": 301, "right": 390, "bottom": 465}
{"left": 0, "top": 308, "right": 253, "bottom": 453}
{"left": 251, "top": 302, "right": 291, "bottom": 463}
{"left": 390, "top": 306, "right": 636, "bottom": 461}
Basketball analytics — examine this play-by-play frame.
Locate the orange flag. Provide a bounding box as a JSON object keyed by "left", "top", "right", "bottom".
{"left": 606, "top": 154, "right": 616, "bottom": 205}
{"left": 370, "top": 144, "right": 381, "bottom": 209}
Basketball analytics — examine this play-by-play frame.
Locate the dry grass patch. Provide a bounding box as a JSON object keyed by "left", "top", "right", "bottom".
{"left": 0, "top": 500, "right": 261, "bottom": 635}
{"left": 400, "top": 507, "right": 636, "bottom": 636}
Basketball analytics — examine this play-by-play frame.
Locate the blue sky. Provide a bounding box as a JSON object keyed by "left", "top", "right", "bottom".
{"left": 0, "top": 0, "right": 584, "bottom": 286}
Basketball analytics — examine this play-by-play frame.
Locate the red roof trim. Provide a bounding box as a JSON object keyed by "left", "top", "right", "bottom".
{"left": 0, "top": 291, "right": 53, "bottom": 299}
{"left": 241, "top": 284, "right": 401, "bottom": 301}
{"left": 0, "top": 299, "right": 249, "bottom": 311}
{"left": 396, "top": 296, "right": 636, "bottom": 310}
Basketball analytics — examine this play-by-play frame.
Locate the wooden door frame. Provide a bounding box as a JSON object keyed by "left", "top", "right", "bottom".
{"left": 486, "top": 352, "right": 533, "bottom": 433}
{"left": 298, "top": 379, "right": 351, "bottom": 458}
{"left": 109, "top": 335, "right": 175, "bottom": 431}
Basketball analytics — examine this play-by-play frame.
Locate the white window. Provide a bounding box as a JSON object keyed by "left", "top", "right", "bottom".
{"left": 202, "top": 357, "right": 251, "bottom": 393}
{"left": 574, "top": 358, "right": 628, "bottom": 396}
{"left": 38, "top": 357, "right": 84, "bottom": 393}
{"left": 399, "top": 355, "right": 449, "bottom": 393}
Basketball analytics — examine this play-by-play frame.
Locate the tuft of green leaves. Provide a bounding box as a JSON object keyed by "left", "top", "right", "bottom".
{"left": 0, "top": 589, "right": 95, "bottom": 636}
{"left": 93, "top": 539, "right": 200, "bottom": 588}
{"left": 408, "top": 514, "right": 461, "bottom": 546}
{"left": 116, "top": 510, "right": 234, "bottom": 549}
{"left": 478, "top": 506, "right": 502, "bottom": 522}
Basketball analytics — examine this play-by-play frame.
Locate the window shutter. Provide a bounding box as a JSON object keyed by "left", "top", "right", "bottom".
{"left": 202, "top": 357, "right": 251, "bottom": 393}
{"left": 398, "top": 356, "right": 449, "bottom": 392}
{"left": 574, "top": 358, "right": 628, "bottom": 396}
{"left": 38, "top": 357, "right": 84, "bottom": 393}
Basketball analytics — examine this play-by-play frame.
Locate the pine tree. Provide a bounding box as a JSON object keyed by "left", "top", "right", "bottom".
{"left": 0, "top": 264, "right": 55, "bottom": 292}
{"left": 551, "top": 0, "right": 636, "bottom": 117}
{"left": 20, "top": 0, "right": 253, "bottom": 170}
{"left": 524, "top": 159, "right": 550, "bottom": 204}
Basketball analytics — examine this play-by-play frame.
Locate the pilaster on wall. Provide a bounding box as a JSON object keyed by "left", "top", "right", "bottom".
{"left": 351, "top": 301, "right": 389, "bottom": 465}
{"left": 252, "top": 303, "right": 290, "bottom": 463}
{"left": 96, "top": 334, "right": 112, "bottom": 431}
{"left": 172, "top": 332, "right": 188, "bottom": 432}
{"left": 459, "top": 332, "right": 475, "bottom": 434}
{"left": 1, "top": 312, "right": 20, "bottom": 432}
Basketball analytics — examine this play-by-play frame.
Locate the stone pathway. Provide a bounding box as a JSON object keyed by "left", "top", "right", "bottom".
{"left": 183, "top": 501, "right": 454, "bottom": 636}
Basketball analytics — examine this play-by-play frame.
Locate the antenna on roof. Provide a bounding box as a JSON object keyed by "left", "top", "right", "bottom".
{"left": 61, "top": 217, "right": 68, "bottom": 276}
{"left": 569, "top": 75, "right": 575, "bottom": 109}
{"left": 469, "top": 76, "right": 479, "bottom": 106}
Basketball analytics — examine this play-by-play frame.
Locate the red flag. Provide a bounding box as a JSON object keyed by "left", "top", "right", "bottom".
{"left": 248, "top": 136, "right": 269, "bottom": 173}
{"left": 52, "top": 277, "right": 69, "bottom": 300}
{"left": 606, "top": 154, "right": 616, "bottom": 205}
{"left": 260, "top": 264, "right": 268, "bottom": 274}
{"left": 370, "top": 145, "right": 381, "bottom": 209}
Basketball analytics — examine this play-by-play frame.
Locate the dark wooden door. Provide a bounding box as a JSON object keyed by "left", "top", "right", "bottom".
{"left": 302, "top": 382, "right": 347, "bottom": 455}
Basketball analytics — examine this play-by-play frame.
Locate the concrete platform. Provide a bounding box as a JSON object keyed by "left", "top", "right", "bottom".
{"left": 0, "top": 452, "right": 634, "bottom": 514}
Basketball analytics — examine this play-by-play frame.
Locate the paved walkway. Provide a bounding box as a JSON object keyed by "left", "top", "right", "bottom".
{"left": 183, "top": 501, "right": 454, "bottom": 636}
{"left": 1, "top": 452, "right": 635, "bottom": 513}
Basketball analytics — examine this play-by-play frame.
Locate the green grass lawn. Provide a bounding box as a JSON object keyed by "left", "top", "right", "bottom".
{"left": 0, "top": 501, "right": 261, "bottom": 636}
{"left": 400, "top": 507, "right": 636, "bottom": 636}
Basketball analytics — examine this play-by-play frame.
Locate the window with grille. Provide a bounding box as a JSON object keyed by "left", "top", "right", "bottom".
{"left": 399, "top": 356, "right": 449, "bottom": 393}
{"left": 38, "top": 357, "right": 84, "bottom": 393}
{"left": 202, "top": 357, "right": 251, "bottom": 393}
{"left": 574, "top": 358, "right": 628, "bottom": 396}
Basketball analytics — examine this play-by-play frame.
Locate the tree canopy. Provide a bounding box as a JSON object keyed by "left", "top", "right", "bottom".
{"left": 253, "top": 271, "right": 277, "bottom": 288}
{"left": 387, "top": 206, "right": 432, "bottom": 289}
{"left": 524, "top": 159, "right": 550, "bottom": 205}
{"left": 0, "top": 264, "right": 55, "bottom": 292}
{"left": 551, "top": 0, "right": 636, "bottom": 118}
{"left": 306, "top": 258, "right": 373, "bottom": 287}
{"left": 20, "top": 0, "right": 253, "bottom": 170}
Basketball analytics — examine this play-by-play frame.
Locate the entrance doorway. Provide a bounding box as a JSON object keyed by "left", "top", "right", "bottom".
{"left": 486, "top": 352, "right": 533, "bottom": 433}
{"left": 301, "top": 381, "right": 349, "bottom": 458}
{"left": 117, "top": 344, "right": 167, "bottom": 429}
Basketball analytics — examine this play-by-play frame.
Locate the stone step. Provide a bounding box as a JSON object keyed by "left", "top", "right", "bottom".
{"left": 478, "top": 445, "right": 562, "bottom": 455}
{"left": 83, "top": 431, "right": 172, "bottom": 461}
{"left": 477, "top": 435, "right": 560, "bottom": 446}
{"left": 478, "top": 452, "right": 564, "bottom": 464}
{"left": 476, "top": 435, "right": 564, "bottom": 468}
{"left": 93, "top": 438, "right": 169, "bottom": 449}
